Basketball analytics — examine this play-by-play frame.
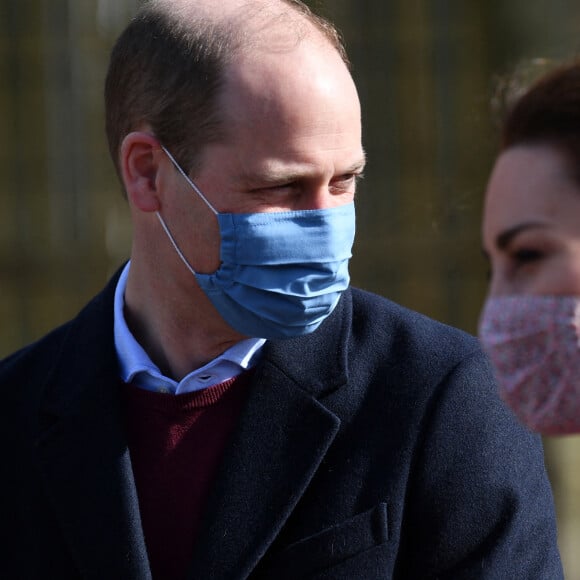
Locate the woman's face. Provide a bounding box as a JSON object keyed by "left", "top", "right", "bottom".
{"left": 483, "top": 143, "right": 580, "bottom": 297}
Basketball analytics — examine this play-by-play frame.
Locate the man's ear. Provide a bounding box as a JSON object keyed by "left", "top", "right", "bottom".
{"left": 120, "top": 132, "right": 163, "bottom": 212}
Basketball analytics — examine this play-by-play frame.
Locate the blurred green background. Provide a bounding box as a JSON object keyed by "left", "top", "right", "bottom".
{"left": 1, "top": 0, "right": 580, "bottom": 576}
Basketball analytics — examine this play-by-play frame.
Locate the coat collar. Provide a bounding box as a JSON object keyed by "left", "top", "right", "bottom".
{"left": 35, "top": 270, "right": 352, "bottom": 580}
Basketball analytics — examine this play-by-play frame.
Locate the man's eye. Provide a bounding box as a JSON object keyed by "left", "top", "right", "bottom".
{"left": 252, "top": 183, "right": 296, "bottom": 195}
{"left": 330, "top": 173, "right": 363, "bottom": 194}
{"left": 272, "top": 182, "right": 295, "bottom": 190}
{"left": 339, "top": 173, "right": 364, "bottom": 185}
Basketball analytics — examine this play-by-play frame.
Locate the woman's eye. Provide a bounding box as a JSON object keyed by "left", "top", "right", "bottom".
{"left": 512, "top": 248, "right": 543, "bottom": 264}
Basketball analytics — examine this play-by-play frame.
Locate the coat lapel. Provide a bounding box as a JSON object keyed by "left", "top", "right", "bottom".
{"left": 188, "top": 292, "right": 352, "bottom": 580}
{"left": 35, "top": 274, "right": 152, "bottom": 580}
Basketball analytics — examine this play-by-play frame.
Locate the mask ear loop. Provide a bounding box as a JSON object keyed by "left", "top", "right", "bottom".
{"left": 160, "top": 145, "right": 218, "bottom": 216}
{"left": 155, "top": 144, "right": 219, "bottom": 277}
{"left": 156, "top": 212, "right": 198, "bottom": 277}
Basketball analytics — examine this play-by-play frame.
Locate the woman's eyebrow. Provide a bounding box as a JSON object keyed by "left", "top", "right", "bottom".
{"left": 495, "top": 222, "right": 549, "bottom": 250}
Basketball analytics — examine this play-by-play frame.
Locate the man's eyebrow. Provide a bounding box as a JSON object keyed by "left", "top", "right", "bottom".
{"left": 240, "top": 157, "right": 367, "bottom": 186}
{"left": 495, "top": 222, "right": 549, "bottom": 250}
{"left": 344, "top": 158, "right": 367, "bottom": 174}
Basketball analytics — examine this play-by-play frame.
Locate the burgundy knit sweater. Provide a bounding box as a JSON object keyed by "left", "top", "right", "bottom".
{"left": 123, "top": 371, "right": 253, "bottom": 580}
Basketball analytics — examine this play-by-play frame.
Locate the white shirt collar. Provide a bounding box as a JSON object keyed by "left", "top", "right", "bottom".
{"left": 113, "top": 261, "right": 266, "bottom": 394}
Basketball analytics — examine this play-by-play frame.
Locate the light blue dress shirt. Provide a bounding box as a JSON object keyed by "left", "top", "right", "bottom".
{"left": 114, "top": 262, "right": 266, "bottom": 394}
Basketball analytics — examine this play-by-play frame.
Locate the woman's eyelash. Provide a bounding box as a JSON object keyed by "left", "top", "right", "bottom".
{"left": 512, "top": 248, "right": 542, "bottom": 263}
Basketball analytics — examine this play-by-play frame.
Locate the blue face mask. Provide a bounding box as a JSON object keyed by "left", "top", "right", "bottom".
{"left": 156, "top": 146, "right": 356, "bottom": 339}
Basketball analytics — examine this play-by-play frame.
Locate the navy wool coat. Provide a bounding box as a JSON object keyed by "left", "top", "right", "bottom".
{"left": 0, "top": 272, "right": 563, "bottom": 579}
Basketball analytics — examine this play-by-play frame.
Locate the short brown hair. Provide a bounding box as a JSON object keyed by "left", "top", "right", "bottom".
{"left": 104, "top": 0, "right": 348, "bottom": 183}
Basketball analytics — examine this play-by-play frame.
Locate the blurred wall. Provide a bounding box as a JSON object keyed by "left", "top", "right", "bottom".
{"left": 1, "top": 0, "right": 580, "bottom": 575}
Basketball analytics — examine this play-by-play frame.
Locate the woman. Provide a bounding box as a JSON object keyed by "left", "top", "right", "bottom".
{"left": 479, "top": 60, "right": 580, "bottom": 435}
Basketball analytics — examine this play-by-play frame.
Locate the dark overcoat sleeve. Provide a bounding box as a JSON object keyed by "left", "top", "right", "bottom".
{"left": 392, "top": 349, "right": 561, "bottom": 578}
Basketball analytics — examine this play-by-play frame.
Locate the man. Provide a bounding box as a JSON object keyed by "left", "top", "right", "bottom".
{"left": 0, "top": 0, "right": 563, "bottom": 578}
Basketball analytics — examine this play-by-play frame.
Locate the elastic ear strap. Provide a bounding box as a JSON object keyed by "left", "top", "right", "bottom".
{"left": 160, "top": 145, "right": 218, "bottom": 215}
{"left": 156, "top": 211, "right": 198, "bottom": 278}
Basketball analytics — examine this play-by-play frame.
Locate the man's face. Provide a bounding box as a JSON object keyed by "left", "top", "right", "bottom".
{"left": 162, "top": 38, "right": 365, "bottom": 274}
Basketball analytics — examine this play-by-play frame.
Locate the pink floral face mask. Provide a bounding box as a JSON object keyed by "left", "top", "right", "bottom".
{"left": 478, "top": 295, "right": 580, "bottom": 436}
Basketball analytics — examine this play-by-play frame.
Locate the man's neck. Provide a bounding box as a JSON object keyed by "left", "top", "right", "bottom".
{"left": 124, "top": 260, "right": 247, "bottom": 381}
